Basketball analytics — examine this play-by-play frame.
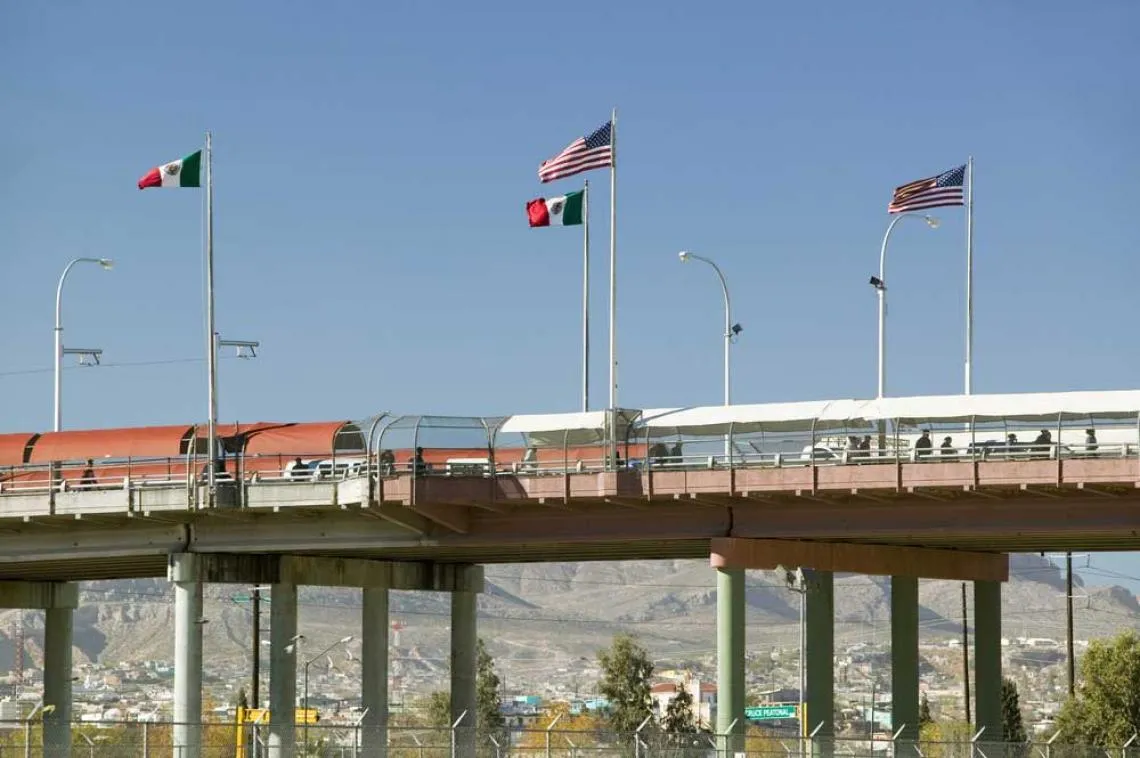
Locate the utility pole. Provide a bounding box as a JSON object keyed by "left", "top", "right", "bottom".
{"left": 1066, "top": 552, "right": 1075, "bottom": 697}
{"left": 251, "top": 587, "right": 261, "bottom": 708}
{"left": 961, "top": 584, "right": 971, "bottom": 724}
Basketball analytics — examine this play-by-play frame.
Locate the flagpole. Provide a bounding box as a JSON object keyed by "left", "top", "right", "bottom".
{"left": 205, "top": 131, "right": 218, "bottom": 504}
{"left": 607, "top": 108, "right": 618, "bottom": 464}
{"left": 582, "top": 180, "right": 590, "bottom": 413}
{"left": 964, "top": 156, "right": 974, "bottom": 396}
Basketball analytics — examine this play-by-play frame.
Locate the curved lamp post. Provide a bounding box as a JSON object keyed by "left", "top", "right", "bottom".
{"left": 303, "top": 635, "right": 353, "bottom": 751}
{"left": 54, "top": 257, "right": 114, "bottom": 431}
{"left": 871, "top": 215, "right": 938, "bottom": 398}
{"left": 679, "top": 251, "right": 740, "bottom": 459}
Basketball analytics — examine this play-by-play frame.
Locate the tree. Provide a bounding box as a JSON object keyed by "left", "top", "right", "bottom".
{"left": 476, "top": 638, "right": 508, "bottom": 745}
{"left": 1055, "top": 630, "right": 1140, "bottom": 746}
{"left": 426, "top": 691, "right": 451, "bottom": 729}
{"left": 1001, "top": 678, "right": 1026, "bottom": 743}
{"left": 597, "top": 633, "right": 655, "bottom": 735}
{"left": 662, "top": 686, "right": 696, "bottom": 735}
{"left": 919, "top": 693, "right": 934, "bottom": 729}
{"left": 919, "top": 721, "right": 974, "bottom": 758}
{"left": 235, "top": 687, "right": 250, "bottom": 712}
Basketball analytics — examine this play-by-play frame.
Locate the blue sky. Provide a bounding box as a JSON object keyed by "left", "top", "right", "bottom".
{"left": 3, "top": 2, "right": 1139, "bottom": 585}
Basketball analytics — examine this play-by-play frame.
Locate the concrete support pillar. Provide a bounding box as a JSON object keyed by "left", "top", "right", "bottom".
{"left": 805, "top": 570, "right": 834, "bottom": 757}
{"left": 171, "top": 556, "right": 204, "bottom": 758}
{"left": 973, "top": 581, "right": 1003, "bottom": 743}
{"left": 43, "top": 602, "right": 74, "bottom": 758}
{"left": 361, "top": 587, "right": 389, "bottom": 757}
{"left": 715, "top": 568, "right": 745, "bottom": 754}
{"left": 268, "top": 583, "right": 298, "bottom": 758}
{"left": 890, "top": 576, "right": 920, "bottom": 752}
{"left": 451, "top": 585, "right": 478, "bottom": 758}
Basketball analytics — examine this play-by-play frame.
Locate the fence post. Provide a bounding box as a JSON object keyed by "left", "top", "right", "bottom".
{"left": 808, "top": 721, "right": 825, "bottom": 758}
{"left": 1037, "top": 729, "right": 1062, "bottom": 758}
{"left": 451, "top": 710, "right": 468, "bottom": 758}
{"left": 351, "top": 707, "right": 369, "bottom": 758}
{"left": 545, "top": 713, "right": 563, "bottom": 758}
{"left": 635, "top": 715, "right": 653, "bottom": 758}
{"left": 1123, "top": 734, "right": 1138, "bottom": 758}
{"left": 971, "top": 726, "right": 988, "bottom": 758}
{"left": 718, "top": 718, "right": 739, "bottom": 758}
{"left": 143, "top": 722, "right": 149, "bottom": 758}
{"left": 891, "top": 723, "right": 907, "bottom": 758}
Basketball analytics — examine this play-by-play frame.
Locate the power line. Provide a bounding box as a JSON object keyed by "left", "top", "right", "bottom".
{"left": 0, "top": 354, "right": 250, "bottom": 379}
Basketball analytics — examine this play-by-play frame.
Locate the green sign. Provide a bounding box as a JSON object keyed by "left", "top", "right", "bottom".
{"left": 745, "top": 704, "right": 798, "bottom": 721}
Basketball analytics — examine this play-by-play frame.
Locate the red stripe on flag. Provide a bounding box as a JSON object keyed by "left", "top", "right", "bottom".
{"left": 526, "top": 199, "right": 550, "bottom": 227}
{"left": 137, "top": 168, "right": 162, "bottom": 190}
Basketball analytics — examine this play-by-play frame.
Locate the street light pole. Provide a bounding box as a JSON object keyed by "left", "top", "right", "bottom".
{"left": 54, "top": 257, "right": 113, "bottom": 431}
{"left": 251, "top": 588, "right": 260, "bottom": 709}
{"left": 246, "top": 584, "right": 271, "bottom": 710}
{"left": 783, "top": 569, "right": 807, "bottom": 754}
{"left": 679, "top": 251, "right": 738, "bottom": 458}
{"left": 874, "top": 215, "right": 938, "bottom": 399}
{"left": 302, "top": 635, "right": 353, "bottom": 753}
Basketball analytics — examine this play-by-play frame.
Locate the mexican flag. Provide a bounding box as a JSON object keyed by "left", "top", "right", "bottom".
{"left": 527, "top": 190, "right": 584, "bottom": 227}
{"left": 138, "top": 150, "right": 202, "bottom": 190}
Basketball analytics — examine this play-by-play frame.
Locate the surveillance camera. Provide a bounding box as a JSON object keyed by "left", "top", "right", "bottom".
{"left": 731, "top": 323, "right": 743, "bottom": 336}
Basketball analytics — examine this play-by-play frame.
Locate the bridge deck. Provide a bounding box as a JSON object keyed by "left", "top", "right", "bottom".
{"left": 0, "top": 454, "right": 1137, "bottom": 581}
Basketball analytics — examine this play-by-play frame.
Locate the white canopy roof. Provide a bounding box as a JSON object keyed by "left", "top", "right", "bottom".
{"left": 496, "top": 411, "right": 611, "bottom": 435}
{"left": 642, "top": 399, "right": 868, "bottom": 436}
{"left": 866, "top": 390, "right": 1140, "bottom": 425}
{"left": 636, "top": 390, "right": 1140, "bottom": 437}
{"left": 495, "top": 409, "right": 640, "bottom": 447}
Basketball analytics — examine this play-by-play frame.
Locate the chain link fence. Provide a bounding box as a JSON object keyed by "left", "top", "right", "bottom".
{"left": 0, "top": 723, "right": 1138, "bottom": 758}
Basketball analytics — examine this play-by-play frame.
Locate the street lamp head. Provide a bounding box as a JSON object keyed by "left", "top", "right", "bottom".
{"left": 922, "top": 216, "right": 940, "bottom": 229}
{"left": 340, "top": 635, "right": 354, "bottom": 643}
{"left": 678, "top": 250, "right": 690, "bottom": 263}
{"left": 97, "top": 258, "right": 114, "bottom": 270}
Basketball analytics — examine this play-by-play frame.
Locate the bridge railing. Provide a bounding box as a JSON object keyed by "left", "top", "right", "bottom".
{"left": 0, "top": 454, "right": 200, "bottom": 494}
{"left": 3, "top": 407, "right": 1140, "bottom": 499}
{"left": 634, "top": 413, "right": 1140, "bottom": 474}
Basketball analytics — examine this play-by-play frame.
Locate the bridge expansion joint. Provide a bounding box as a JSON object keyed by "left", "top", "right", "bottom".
{"left": 166, "top": 553, "right": 484, "bottom": 592}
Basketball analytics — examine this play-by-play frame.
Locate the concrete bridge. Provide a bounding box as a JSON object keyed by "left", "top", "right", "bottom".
{"left": 2, "top": 388, "right": 1140, "bottom": 757}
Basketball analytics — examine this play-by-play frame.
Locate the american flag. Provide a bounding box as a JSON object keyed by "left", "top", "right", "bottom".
{"left": 538, "top": 121, "right": 613, "bottom": 183}
{"left": 888, "top": 164, "right": 966, "bottom": 213}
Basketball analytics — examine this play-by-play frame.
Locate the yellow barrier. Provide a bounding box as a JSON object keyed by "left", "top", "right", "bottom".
{"left": 234, "top": 706, "right": 320, "bottom": 758}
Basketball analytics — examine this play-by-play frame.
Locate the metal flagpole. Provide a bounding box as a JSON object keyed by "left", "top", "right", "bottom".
{"left": 205, "top": 131, "right": 218, "bottom": 504}
{"left": 608, "top": 108, "right": 617, "bottom": 462}
{"left": 959, "top": 156, "right": 975, "bottom": 698}
{"left": 582, "top": 180, "right": 590, "bottom": 413}
{"left": 964, "top": 156, "right": 974, "bottom": 396}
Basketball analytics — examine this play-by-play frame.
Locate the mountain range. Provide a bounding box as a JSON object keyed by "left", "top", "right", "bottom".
{"left": 0, "top": 554, "right": 1135, "bottom": 695}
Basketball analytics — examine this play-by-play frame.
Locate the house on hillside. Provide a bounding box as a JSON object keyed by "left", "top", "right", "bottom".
{"left": 650, "top": 679, "right": 716, "bottom": 729}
